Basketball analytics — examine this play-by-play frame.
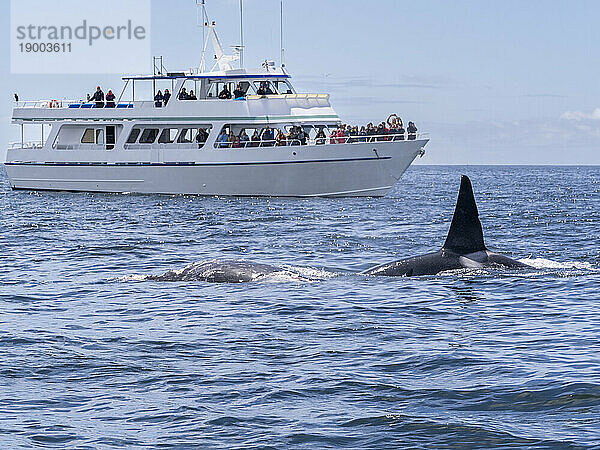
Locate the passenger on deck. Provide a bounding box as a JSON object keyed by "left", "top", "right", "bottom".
{"left": 336, "top": 125, "right": 347, "bottom": 144}
{"left": 257, "top": 82, "right": 274, "bottom": 96}
{"left": 359, "top": 126, "right": 367, "bottom": 142}
{"left": 261, "top": 126, "right": 274, "bottom": 146}
{"left": 388, "top": 122, "right": 398, "bottom": 139}
{"left": 348, "top": 126, "right": 358, "bottom": 144}
{"left": 329, "top": 128, "right": 337, "bottom": 144}
{"left": 233, "top": 83, "right": 245, "bottom": 99}
{"left": 154, "top": 90, "right": 164, "bottom": 107}
{"left": 407, "top": 121, "right": 417, "bottom": 140}
{"left": 316, "top": 129, "right": 326, "bottom": 145}
{"left": 376, "top": 122, "right": 387, "bottom": 142}
{"left": 366, "top": 123, "right": 376, "bottom": 142}
{"left": 256, "top": 82, "right": 267, "bottom": 96}
{"left": 188, "top": 90, "right": 197, "bottom": 100}
{"left": 239, "top": 130, "right": 249, "bottom": 147}
{"left": 90, "top": 86, "right": 105, "bottom": 108}
{"left": 106, "top": 90, "right": 116, "bottom": 108}
{"left": 163, "top": 89, "right": 171, "bottom": 106}
{"left": 232, "top": 135, "right": 241, "bottom": 148}
{"left": 218, "top": 85, "right": 232, "bottom": 99}
{"left": 227, "top": 132, "right": 236, "bottom": 148}
{"left": 250, "top": 130, "right": 261, "bottom": 147}
{"left": 297, "top": 127, "right": 307, "bottom": 145}
{"left": 288, "top": 127, "right": 298, "bottom": 146}
{"left": 396, "top": 123, "right": 405, "bottom": 141}
{"left": 196, "top": 128, "right": 209, "bottom": 147}
{"left": 217, "top": 129, "right": 229, "bottom": 148}
{"left": 178, "top": 88, "right": 189, "bottom": 100}
{"left": 276, "top": 130, "right": 287, "bottom": 146}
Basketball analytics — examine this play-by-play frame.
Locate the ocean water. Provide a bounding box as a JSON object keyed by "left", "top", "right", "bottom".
{"left": 1, "top": 165, "right": 599, "bottom": 449}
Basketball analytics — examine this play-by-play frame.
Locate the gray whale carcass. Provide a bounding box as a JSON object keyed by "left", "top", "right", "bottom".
{"left": 147, "top": 260, "right": 286, "bottom": 283}
{"left": 364, "top": 175, "right": 531, "bottom": 277}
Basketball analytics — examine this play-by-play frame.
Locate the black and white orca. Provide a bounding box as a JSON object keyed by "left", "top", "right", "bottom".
{"left": 364, "top": 175, "right": 531, "bottom": 277}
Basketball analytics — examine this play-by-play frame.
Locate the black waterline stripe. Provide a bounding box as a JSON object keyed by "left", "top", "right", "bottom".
{"left": 4, "top": 157, "right": 391, "bottom": 167}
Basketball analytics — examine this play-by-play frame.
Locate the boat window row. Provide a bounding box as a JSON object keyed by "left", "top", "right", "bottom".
{"left": 124, "top": 125, "right": 213, "bottom": 149}
{"left": 53, "top": 125, "right": 119, "bottom": 150}
{"left": 153, "top": 79, "right": 294, "bottom": 106}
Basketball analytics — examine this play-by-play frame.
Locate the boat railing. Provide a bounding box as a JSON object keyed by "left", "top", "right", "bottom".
{"left": 123, "top": 142, "right": 208, "bottom": 150}
{"left": 214, "top": 133, "right": 429, "bottom": 148}
{"left": 8, "top": 141, "right": 44, "bottom": 150}
{"left": 15, "top": 99, "right": 136, "bottom": 109}
{"left": 13, "top": 92, "right": 331, "bottom": 110}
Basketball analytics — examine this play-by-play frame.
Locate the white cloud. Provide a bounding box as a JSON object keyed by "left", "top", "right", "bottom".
{"left": 560, "top": 107, "right": 600, "bottom": 121}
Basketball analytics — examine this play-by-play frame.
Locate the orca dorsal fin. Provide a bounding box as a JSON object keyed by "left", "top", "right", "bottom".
{"left": 442, "top": 175, "right": 486, "bottom": 254}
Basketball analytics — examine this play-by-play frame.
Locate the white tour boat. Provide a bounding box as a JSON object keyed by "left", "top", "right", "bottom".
{"left": 4, "top": 4, "right": 428, "bottom": 197}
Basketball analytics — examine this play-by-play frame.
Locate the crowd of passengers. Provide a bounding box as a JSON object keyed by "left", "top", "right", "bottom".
{"left": 215, "top": 116, "right": 418, "bottom": 148}
{"left": 327, "top": 117, "right": 418, "bottom": 142}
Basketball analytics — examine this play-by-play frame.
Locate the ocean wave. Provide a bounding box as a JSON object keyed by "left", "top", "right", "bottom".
{"left": 519, "top": 257, "right": 598, "bottom": 271}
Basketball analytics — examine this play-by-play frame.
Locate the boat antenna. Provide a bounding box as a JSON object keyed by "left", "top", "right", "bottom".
{"left": 239, "top": 0, "right": 244, "bottom": 68}
{"left": 280, "top": 1, "right": 285, "bottom": 67}
{"left": 197, "top": 0, "right": 208, "bottom": 72}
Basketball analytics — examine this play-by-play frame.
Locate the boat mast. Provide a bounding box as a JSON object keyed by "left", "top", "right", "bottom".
{"left": 239, "top": 0, "right": 244, "bottom": 68}
{"left": 198, "top": 0, "right": 208, "bottom": 72}
{"left": 280, "top": 1, "right": 285, "bottom": 67}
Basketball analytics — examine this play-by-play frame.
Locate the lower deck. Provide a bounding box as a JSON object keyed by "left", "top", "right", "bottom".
{"left": 5, "top": 139, "right": 428, "bottom": 197}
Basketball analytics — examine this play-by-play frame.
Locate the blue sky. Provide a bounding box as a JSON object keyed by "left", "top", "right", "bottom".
{"left": 1, "top": 0, "right": 599, "bottom": 164}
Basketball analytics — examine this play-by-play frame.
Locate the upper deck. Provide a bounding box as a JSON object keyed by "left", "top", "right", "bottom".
{"left": 12, "top": 68, "right": 339, "bottom": 126}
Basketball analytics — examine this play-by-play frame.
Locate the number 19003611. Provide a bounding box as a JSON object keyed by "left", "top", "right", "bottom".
{"left": 19, "top": 42, "right": 72, "bottom": 52}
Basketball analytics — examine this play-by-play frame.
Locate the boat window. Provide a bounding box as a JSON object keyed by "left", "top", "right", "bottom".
{"left": 273, "top": 80, "right": 293, "bottom": 94}
{"left": 95, "top": 129, "right": 104, "bottom": 145}
{"left": 81, "top": 128, "right": 95, "bottom": 144}
{"left": 254, "top": 80, "right": 279, "bottom": 95}
{"left": 139, "top": 128, "right": 159, "bottom": 144}
{"left": 194, "top": 126, "right": 212, "bottom": 148}
{"left": 178, "top": 79, "right": 199, "bottom": 101}
{"left": 127, "top": 128, "right": 141, "bottom": 143}
{"left": 207, "top": 81, "right": 233, "bottom": 99}
{"left": 158, "top": 128, "right": 178, "bottom": 144}
{"left": 106, "top": 126, "right": 116, "bottom": 150}
{"left": 177, "top": 129, "right": 193, "bottom": 143}
{"left": 233, "top": 81, "right": 251, "bottom": 98}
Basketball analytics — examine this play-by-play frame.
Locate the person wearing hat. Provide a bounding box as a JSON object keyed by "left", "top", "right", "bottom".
{"left": 105, "top": 89, "right": 115, "bottom": 108}
{"left": 163, "top": 89, "right": 171, "bottom": 106}
{"left": 154, "top": 90, "right": 164, "bottom": 107}
{"left": 407, "top": 121, "right": 417, "bottom": 140}
{"left": 233, "top": 83, "right": 245, "bottom": 100}
{"left": 90, "top": 86, "right": 104, "bottom": 108}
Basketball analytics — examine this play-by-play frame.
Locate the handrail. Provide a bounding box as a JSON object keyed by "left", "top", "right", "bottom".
{"left": 124, "top": 142, "right": 208, "bottom": 150}
{"left": 8, "top": 132, "right": 428, "bottom": 152}
{"left": 14, "top": 99, "right": 134, "bottom": 109}
{"left": 213, "top": 132, "right": 428, "bottom": 148}
{"left": 13, "top": 92, "right": 331, "bottom": 109}
{"left": 8, "top": 141, "right": 44, "bottom": 149}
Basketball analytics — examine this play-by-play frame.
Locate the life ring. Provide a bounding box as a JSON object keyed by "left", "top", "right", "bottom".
{"left": 49, "top": 99, "right": 59, "bottom": 108}
{"left": 387, "top": 114, "right": 398, "bottom": 127}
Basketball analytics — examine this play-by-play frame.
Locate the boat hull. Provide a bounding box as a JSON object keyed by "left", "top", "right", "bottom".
{"left": 4, "top": 140, "right": 427, "bottom": 197}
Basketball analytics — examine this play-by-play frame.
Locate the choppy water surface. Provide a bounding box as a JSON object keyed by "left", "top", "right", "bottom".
{"left": 1, "top": 165, "right": 599, "bottom": 448}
